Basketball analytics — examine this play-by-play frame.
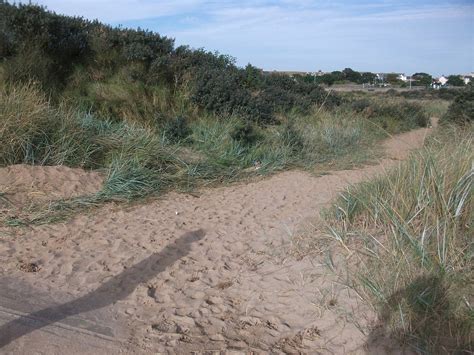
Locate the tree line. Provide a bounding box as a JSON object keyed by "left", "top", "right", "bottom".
{"left": 294, "top": 69, "right": 467, "bottom": 87}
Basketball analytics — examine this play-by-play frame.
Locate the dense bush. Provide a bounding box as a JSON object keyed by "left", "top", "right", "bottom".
{"left": 441, "top": 88, "right": 473, "bottom": 125}
{"left": 164, "top": 116, "right": 192, "bottom": 143}
{"left": 191, "top": 67, "right": 255, "bottom": 119}
{"left": 411, "top": 72, "right": 432, "bottom": 87}
{"left": 297, "top": 68, "right": 377, "bottom": 86}
{"left": 256, "top": 74, "right": 341, "bottom": 116}
{"left": 348, "top": 98, "right": 371, "bottom": 113}
{"left": 2, "top": 2, "right": 92, "bottom": 90}
{"left": 340, "top": 95, "right": 429, "bottom": 132}
{"left": 230, "top": 122, "right": 261, "bottom": 146}
{"left": 447, "top": 75, "right": 465, "bottom": 87}
{"left": 384, "top": 87, "right": 465, "bottom": 101}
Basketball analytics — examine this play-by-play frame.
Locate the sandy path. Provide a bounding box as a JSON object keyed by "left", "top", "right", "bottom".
{"left": 0, "top": 124, "right": 434, "bottom": 354}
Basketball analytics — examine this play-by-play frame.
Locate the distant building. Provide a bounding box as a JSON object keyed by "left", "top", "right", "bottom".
{"left": 375, "top": 73, "right": 404, "bottom": 86}
{"left": 397, "top": 74, "right": 408, "bottom": 82}
{"left": 431, "top": 75, "right": 449, "bottom": 89}
{"left": 438, "top": 76, "right": 449, "bottom": 86}
{"left": 463, "top": 72, "right": 473, "bottom": 85}
{"left": 431, "top": 80, "right": 442, "bottom": 89}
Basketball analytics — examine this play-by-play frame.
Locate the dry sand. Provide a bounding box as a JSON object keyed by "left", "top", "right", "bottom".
{"left": 0, "top": 124, "right": 434, "bottom": 354}
{"left": 0, "top": 164, "right": 103, "bottom": 208}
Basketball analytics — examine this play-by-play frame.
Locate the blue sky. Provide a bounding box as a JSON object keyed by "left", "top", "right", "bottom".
{"left": 32, "top": 0, "right": 473, "bottom": 75}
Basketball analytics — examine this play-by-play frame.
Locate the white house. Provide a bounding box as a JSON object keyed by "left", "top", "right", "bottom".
{"left": 438, "top": 76, "right": 449, "bottom": 86}
{"left": 397, "top": 74, "right": 408, "bottom": 82}
{"left": 463, "top": 72, "right": 473, "bottom": 85}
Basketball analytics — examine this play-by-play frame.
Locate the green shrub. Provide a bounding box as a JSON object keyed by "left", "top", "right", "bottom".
{"left": 365, "top": 99, "right": 429, "bottom": 132}
{"left": 191, "top": 67, "right": 255, "bottom": 119}
{"left": 384, "top": 88, "right": 465, "bottom": 101}
{"left": 164, "top": 116, "right": 192, "bottom": 143}
{"left": 147, "top": 56, "right": 174, "bottom": 85}
{"left": 441, "top": 89, "right": 473, "bottom": 125}
{"left": 230, "top": 121, "right": 262, "bottom": 146}
{"left": 2, "top": 2, "right": 91, "bottom": 89}
{"left": 349, "top": 98, "right": 371, "bottom": 113}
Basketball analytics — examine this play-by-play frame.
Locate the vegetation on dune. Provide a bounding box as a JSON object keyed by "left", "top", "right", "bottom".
{"left": 294, "top": 68, "right": 378, "bottom": 86}
{"left": 441, "top": 87, "right": 474, "bottom": 125}
{"left": 447, "top": 75, "right": 466, "bottom": 87}
{"left": 0, "top": 2, "right": 432, "bottom": 224}
{"left": 384, "top": 86, "right": 470, "bottom": 101}
{"left": 1, "top": 1, "right": 470, "bottom": 350}
{"left": 0, "top": 1, "right": 339, "bottom": 125}
{"left": 326, "top": 97, "right": 473, "bottom": 352}
{"left": 347, "top": 97, "right": 429, "bottom": 132}
{"left": 0, "top": 80, "right": 432, "bottom": 220}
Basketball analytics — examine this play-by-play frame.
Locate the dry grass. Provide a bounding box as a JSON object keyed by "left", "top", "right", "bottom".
{"left": 0, "top": 83, "right": 55, "bottom": 165}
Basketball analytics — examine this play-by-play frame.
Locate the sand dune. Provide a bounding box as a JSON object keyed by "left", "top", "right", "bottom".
{"left": 0, "top": 124, "right": 433, "bottom": 354}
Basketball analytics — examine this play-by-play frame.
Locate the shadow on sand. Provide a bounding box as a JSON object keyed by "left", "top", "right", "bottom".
{"left": 0, "top": 229, "right": 205, "bottom": 348}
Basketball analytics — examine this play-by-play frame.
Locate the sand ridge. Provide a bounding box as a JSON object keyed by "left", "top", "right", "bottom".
{"left": 0, "top": 123, "right": 434, "bottom": 354}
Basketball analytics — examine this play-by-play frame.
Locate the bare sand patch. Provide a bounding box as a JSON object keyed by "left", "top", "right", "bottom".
{"left": 0, "top": 164, "right": 103, "bottom": 209}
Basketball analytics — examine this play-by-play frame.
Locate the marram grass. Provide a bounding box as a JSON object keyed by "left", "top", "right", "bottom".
{"left": 328, "top": 125, "right": 473, "bottom": 353}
